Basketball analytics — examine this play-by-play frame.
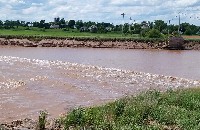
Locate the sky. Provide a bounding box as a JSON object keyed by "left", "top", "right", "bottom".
{"left": 0, "top": 0, "right": 200, "bottom": 25}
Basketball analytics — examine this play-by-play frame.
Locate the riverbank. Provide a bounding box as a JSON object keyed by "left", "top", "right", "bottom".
{"left": 0, "top": 37, "right": 200, "bottom": 50}
{"left": 2, "top": 88, "right": 200, "bottom": 129}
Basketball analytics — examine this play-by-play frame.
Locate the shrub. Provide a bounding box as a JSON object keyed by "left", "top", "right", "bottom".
{"left": 37, "top": 110, "right": 48, "bottom": 130}
{"left": 147, "top": 29, "right": 163, "bottom": 38}
{"left": 25, "top": 27, "right": 30, "bottom": 30}
{"left": 62, "top": 28, "right": 68, "bottom": 31}
{"left": 61, "top": 89, "right": 200, "bottom": 129}
{"left": 140, "top": 29, "right": 150, "bottom": 37}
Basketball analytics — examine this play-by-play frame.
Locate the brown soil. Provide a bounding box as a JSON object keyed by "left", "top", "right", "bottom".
{"left": 182, "top": 35, "right": 200, "bottom": 39}
{"left": 0, "top": 37, "right": 200, "bottom": 50}
{"left": 0, "top": 38, "right": 166, "bottom": 49}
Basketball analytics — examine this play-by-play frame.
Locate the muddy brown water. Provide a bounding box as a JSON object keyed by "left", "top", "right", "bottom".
{"left": 0, "top": 46, "right": 200, "bottom": 122}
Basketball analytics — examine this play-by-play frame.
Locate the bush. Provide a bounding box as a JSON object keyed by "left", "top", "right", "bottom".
{"left": 184, "top": 28, "right": 192, "bottom": 35}
{"left": 37, "top": 110, "right": 48, "bottom": 130}
{"left": 140, "top": 29, "right": 150, "bottom": 37}
{"left": 25, "top": 27, "right": 30, "bottom": 30}
{"left": 62, "top": 28, "right": 68, "bottom": 31}
{"left": 147, "top": 29, "right": 163, "bottom": 38}
{"left": 40, "top": 27, "right": 46, "bottom": 32}
{"left": 61, "top": 88, "right": 200, "bottom": 129}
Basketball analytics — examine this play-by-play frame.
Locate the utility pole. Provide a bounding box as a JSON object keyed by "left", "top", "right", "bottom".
{"left": 129, "top": 17, "right": 132, "bottom": 32}
{"left": 168, "top": 20, "right": 170, "bottom": 36}
{"left": 178, "top": 12, "right": 181, "bottom": 35}
{"left": 133, "top": 20, "right": 136, "bottom": 31}
{"left": 121, "top": 13, "right": 125, "bottom": 34}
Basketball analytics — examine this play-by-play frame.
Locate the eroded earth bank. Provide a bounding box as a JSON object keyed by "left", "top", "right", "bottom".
{"left": 0, "top": 38, "right": 200, "bottom": 50}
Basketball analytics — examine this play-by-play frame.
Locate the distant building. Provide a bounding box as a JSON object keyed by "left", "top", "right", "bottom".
{"left": 89, "top": 25, "right": 98, "bottom": 33}
{"left": 105, "top": 27, "right": 112, "bottom": 31}
{"left": 50, "top": 25, "right": 60, "bottom": 29}
{"left": 196, "top": 30, "right": 200, "bottom": 35}
{"left": 28, "top": 23, "right": 33, "bottom": 27}
{"left": 80, "top": 26, "right": 88, "bottom": 32}
{"left": 141, "top": 21, "right": 149, "bottom": 29}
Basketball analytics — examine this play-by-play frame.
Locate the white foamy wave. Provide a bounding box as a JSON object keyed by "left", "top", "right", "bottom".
{"left": 0, "top": 79, "right": 25, "bottom": 89}
{"left": 0, "top": 56, "right": 200, "bottom": 91}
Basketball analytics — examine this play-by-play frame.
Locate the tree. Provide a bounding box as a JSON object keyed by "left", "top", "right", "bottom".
{"left": 54, "top": 17, "right": 60, "bottom": 24}
{"left": 44, "top": 23, "right": 50, "bottom": 29}
{"left": 147, "top": 29, "right": 163, "bottom": 38}
{"left": 75, "top": 20, "right": 84, "bottom": 29}
{"left": 39, "top": 20, "right": 45, "bottom": 28}
{"left": 154, "top": 20, "right": 167, "bottom": 32}
{"left": 168, "top": 25, "right": 177, "bottom": 34}
{"left": 21, "top": 21, "right": 26, "bottom": 26}
{"left": 113, "top": 25, "right": 121, "bottom": 32}
{"left": 68, "top": 20, "right": 75, "bottom": 28}
{"left": 132, "top": 23, "right": 142, "bottom": 34}
{"left": 189, "top": 24, "right": 199, "bottom": 35}
{"left": 4, "top": 20, "right": 13, "bottom": 29}
{"left": 141, "top": 28, "right": 150, "bottom": 37}
{"left": 59, "top": 18, "right": 66, "bottom": 28}
{"left": 84, "top": 21, "right": 96, "bottom": 28}
{"left": 96, "top": 22, "right": 113, "bottom": 33}
{"left": 0, "top": 20, "right": 3, "bottom": 28}
{"left": 123, "top": 23, "right": 129, "bottom": 34}
{"left": 33, "top": 21, "right": 40, "bottom": 27}
{"left": 180, "top": 22, "right": 190, "bottom": 33}
{"left": 184, "top": 27, "right": 192, "bottom": 35}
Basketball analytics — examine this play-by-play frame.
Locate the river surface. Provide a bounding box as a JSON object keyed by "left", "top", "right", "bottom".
{"left": 0, "top": 47, "right": 200, "bottom": 122}
{"left": 0, "top": 47, "right": 200, "bottom": 80}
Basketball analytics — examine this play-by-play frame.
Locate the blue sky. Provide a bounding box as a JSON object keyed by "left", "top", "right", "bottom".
{"left": 0, "top": 0, "right": 200, "bottom": 25}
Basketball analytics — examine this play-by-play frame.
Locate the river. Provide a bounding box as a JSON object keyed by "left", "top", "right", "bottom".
{"left": 0, "top": 47, "right": 200, "bottom": 80}
{"left": 0, "top": 47, "right": 200, "bottom": 122}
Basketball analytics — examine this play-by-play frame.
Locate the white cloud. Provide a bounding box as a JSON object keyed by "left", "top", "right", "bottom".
{"left": 0, "top": 0, "right": 199, "bottom": 25}
{"left": 22, "top": 6, "right": 39, "bottom": 15}
{"left": 31, "top": 3, "right": 43, "bottom": 6}
{"left": 1, "top": 0, "right": 25, "bottom": 4}
{"left": 18, "top": 0, "right": 25, "bottom": 4}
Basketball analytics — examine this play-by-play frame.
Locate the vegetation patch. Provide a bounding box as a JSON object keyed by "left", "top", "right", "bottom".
{"left": 61, "top": 88, "right": 200, "bottom": 130}
{"left": 2, "top": 88, "right": 200, "bottom": 129}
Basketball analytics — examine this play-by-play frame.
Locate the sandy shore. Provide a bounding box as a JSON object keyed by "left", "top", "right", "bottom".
{"left": 0, "top": 38, "right": 200, "bottom": 50}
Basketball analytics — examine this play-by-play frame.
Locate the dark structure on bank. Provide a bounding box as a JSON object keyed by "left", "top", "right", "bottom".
{"left": 165, "top": 36, "right": 184, "bottom": 50}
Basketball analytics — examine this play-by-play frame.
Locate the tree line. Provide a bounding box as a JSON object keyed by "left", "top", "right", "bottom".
{"left": 0, "top": 18, "right": 199, "bottom": 37}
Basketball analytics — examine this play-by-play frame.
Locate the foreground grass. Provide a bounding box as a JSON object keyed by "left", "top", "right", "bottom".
{"left": 61, "top": 88, "right": 200, "bottom": 130}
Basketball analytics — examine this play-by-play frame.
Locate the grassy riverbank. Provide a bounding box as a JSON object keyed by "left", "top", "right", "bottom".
{"left": 1, "top": 88, "right": 200, "bottom": 129}
{"left": 61, "top": 88, "right": 200, "bottom": 130}
{"left": 0, "top": 28, "right": 200, "bottom": 44}
{"left": 0, "top": 28, "right": 138, "bottom": 39}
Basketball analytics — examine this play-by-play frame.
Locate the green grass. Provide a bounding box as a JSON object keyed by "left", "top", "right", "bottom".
{"left": 1, "top": 27, "right": 200, "bottom": 43}
{"left": 37, "top": 111, "right": 48, "bottom": 130}
{"left": 60, "top": 88, "right": 200, "bottom": 130}
{"left": 0, "top": 27, "right": 138, "bottom": 39}
{"left": 0, "top": 28, "right": 167, "bottom": 43}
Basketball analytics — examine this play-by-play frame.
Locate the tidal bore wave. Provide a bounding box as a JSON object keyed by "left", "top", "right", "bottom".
{"left": 0, "top": 55, "right": 200, "bottom": 121}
